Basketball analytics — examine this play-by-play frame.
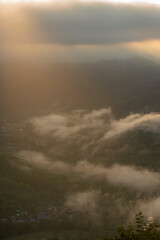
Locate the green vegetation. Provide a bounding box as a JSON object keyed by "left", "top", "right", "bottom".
{"left": 106, "top": 212, "right": 160, "bottom": 240}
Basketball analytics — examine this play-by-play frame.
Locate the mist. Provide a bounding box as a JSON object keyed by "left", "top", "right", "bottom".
{"left": 1, "top": 1, "right": 160, "bottom": 236}
{"left": 13, "top": 106, "right": 160, "bottom": 222}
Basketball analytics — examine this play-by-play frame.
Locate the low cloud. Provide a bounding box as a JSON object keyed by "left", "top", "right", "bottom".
{"left": 75, "top": 161, "right": 160, "bottom": 192}
{"left": 30, "top": 108, "right": 111, "bottom": 140}
{"left": 15, "top": 108, "right": 160, "bottom": 220}
{"left": 137, "top": 197, "right": 160, "bottom": 219}
{"left": 101, "top": 112, "right": 160, "bottom": 140}
{"left": 17, "top": 150, "right": 71, "bottom": 173}
{"left": 65, "top": 190, "right": 100, "bottom": 216}
{"left": 30, "top": 109, "right": 160, "bottom": 143}
{"left": 17, "top": 151, "right": 160, "bottom": 192}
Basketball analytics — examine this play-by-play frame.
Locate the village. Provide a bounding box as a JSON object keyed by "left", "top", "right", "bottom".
{"left": 1, "top": 206, "right": 81, "bottom": 224}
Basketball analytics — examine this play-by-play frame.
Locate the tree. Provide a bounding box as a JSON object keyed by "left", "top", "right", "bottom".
{"left": 105, "top": 212, "right": 160, "bottom": 240}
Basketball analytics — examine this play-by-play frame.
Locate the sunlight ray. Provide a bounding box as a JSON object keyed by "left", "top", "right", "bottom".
{"left": 0, "top": 0, "right": 160, "bottom": 5}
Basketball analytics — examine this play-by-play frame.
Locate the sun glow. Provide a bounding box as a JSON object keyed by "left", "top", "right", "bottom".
{"left": 0, "top": 0, "right": 51, "bottom": 3}
{"left": 1, "top": 0, "right": 160, "bottom": 4}
{"left": 130, "top": 40, "right": 160, "bottom": 58}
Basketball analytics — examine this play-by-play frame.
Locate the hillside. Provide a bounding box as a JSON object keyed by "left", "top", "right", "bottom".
{"left": 1, "top": 57, "right": 160, "bottom": 239}
{"left": 1, "top": 56, "right": 160, "bottom": 120}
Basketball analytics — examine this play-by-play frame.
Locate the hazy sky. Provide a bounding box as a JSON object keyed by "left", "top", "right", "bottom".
{"left": 1, "top": 0, "right": 160, "bottom": 62}
{"left": 1, "top": 0, "right": 160, "bottom": 4}
{"left": 107, "top": 0, "right": 160, "bottom": 4}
